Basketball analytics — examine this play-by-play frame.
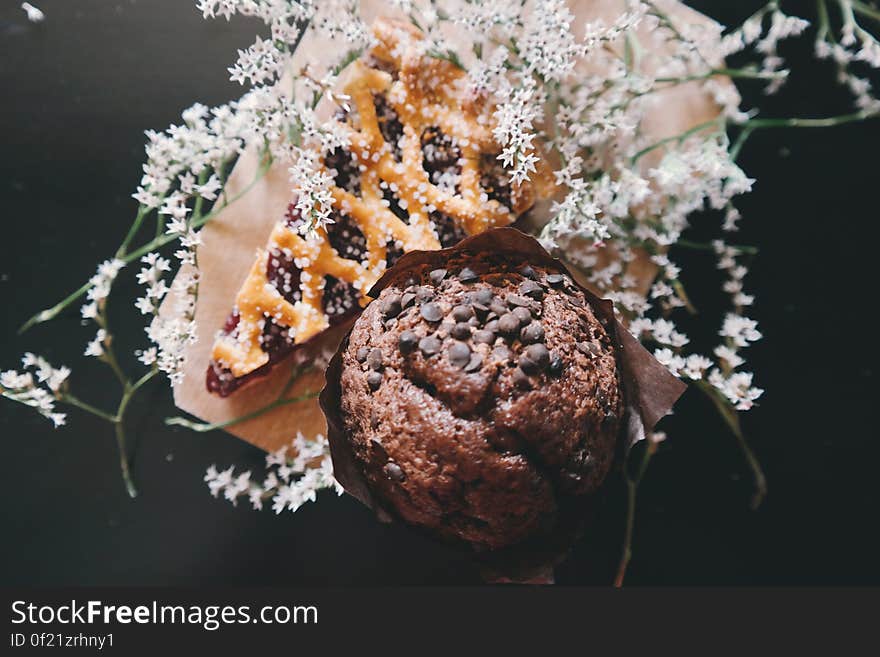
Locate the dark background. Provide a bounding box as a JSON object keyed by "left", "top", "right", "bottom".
{"left": 1, "top": 0, "right": 877, "bottom": 586}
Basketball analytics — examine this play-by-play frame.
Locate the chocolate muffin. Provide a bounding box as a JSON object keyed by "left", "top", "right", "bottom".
{"left": 337, "top": 253, "right": 623, "bottom": 550}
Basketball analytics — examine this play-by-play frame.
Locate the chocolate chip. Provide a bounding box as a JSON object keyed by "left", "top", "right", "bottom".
{"left": 401, "top": 292, "right": 416, "bottom": 309}
{"left": 429, "top": 268, "right": 447, "bottom": 284}
{"left": 519, "top": 353, "right": 540, "bottom": 375}
{"left": 519, "top": 280, "right": 544, "bottom": 299}
{"left": 356, "top": 347, "right": 369, "bottom": 363}
{"left": 493, "top": 345, "right": 511, "bottom": 362}
{"left": 484, "top": 319, "right": 500, "bottom": 333}
{"left": 381, "top": 293, "right": 402, "bottom": 317}
{"left": 465, "top": 353, "right": 483, "bottom": 373}
{"left": 384, "top": 318, "right": 398, "bottom": 330}
{"left": 399, "top": 330, "right": 418, "bottom": 354}
{"left": 498, "top": 313, "right": 520, "bottom": 335}
{"left": 489, "top": 300, "right": 508, "bottom": 316}
{"left": 383, "top": 462, "right": 405, "bottom": 481}
{"left": 546, "top": 273, "right": 566, "bottom": 286}
{"left": 452, "top": 305, "right": 472, "bottom": 322}
{"left": 367, "top": 348, "right": 384, "bottom": 370}
{"left": 459, "top": 267, "right": 478, "bottom": 283}
{"left": 472, "top": 288, "right": 494, "bottom": 305}
{"left": 507, "top": 294, "right": 531, "bottom": 308}
{"left": 549, "top": 354, "right": 564, "bottom": 376}
{"left": 519, "top": 265, "right": 537, "bottom": 280}
{"left": 513, "top": 367, "right": 531, "bottom": 389}
{"left": 367, "top": 371, "right": 383, "bottom": 391}
{"left": 474, "top": 329, "right": 495, "bottom": 344}
{"left": 419, "top": 335, "right": 441, "bottom": 356}
{"left": 451, "top": 322, "right": 472, "bottom": 340}
{"left": 521, "top": 322, "right": 545, "bottom": 344}
{"left": 416, "top": 287, "right": 435, "bottom": 303}
{"left": 512, "top": 306, "right": 532, "bottom": 325}
{"left": 525, "top": 343, "right": 550, "bottom": 369}
{"left": 576, "top": 341, "right": 599, "bottom": 356}
{"left": 420, "top": 302, "right": 443, "bottom": 322}
{"left": 448, "top": 341, "right": 471, "bottom": 368}
{"left": 471, "top": 303, "right": 490, "bottom": 319}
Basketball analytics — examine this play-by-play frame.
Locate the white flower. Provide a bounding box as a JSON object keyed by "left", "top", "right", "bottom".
{"left": 206, "top": 432, "right": 338, "bottom": 513}
{"left": 709, "top": 370, "right": 764, "bottom": 411}
{"left": 84, "top": 329, "right": 107, "bottom": 358}
{"left": 289, "top": 149, "right": 336, "bottom": 233}
{"left": 21, "top": 2, "right": 44, "bottom": 23}
{"left": 1, "top": 354, "right": 69, "bottom": 428}
{"left": 720, "top": 314, "right": 762, "bottom": 348}
{"left": 654, "top": 348, "right": 685, "bottom": 377}
{"left": 678, "top": 354, "right": 709, "bottom": 380}
{"left": 714, "top": 345, "right": 745, "bottom": 369}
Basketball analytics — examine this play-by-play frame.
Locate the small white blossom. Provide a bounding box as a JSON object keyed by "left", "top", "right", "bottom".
{"left": 21, "top": 2, "right": 44, "bottom": 23}
{"left": 205, "top": 432, "right": 341, "bottom": 512}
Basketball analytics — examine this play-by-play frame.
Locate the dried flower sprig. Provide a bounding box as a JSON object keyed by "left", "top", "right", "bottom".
{"left": 204, "top": 432, "right": 344, "bottom": 512}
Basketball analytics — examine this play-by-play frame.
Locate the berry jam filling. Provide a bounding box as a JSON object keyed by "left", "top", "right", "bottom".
{"left": 374, "top": 93, "right": 404, "bottom": 159}
{"left": 421, "top": 126, "right": 461, "bottom": 175}
{"left": 385, "top": 239, "right": 406, "bottom": 267}
{"left": 324, "top": 147, "right": 360, "bottom": 194}
{"left": 326, "top": 209, "right": 369, "bottom": 262}
{"left": 480, "top": 153, "right": 514, "bottom": 210}
{"left": 322, "top": 275, "right": 361, "bottom": 323}
{"left": 267, "top": 247, "right": 303, "bottom": 306}
{"left": 430, "top": 211, "right": 468, "bottom": 248}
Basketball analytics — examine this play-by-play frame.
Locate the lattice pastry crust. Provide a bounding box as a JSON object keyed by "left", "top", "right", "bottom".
{"left": 208, "top": 18, "right": 546, "bottom": 396}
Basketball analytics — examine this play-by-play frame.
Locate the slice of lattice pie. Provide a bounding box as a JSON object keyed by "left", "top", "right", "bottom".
{"left": 208, "top": 18, "right": 545, "bottom": 396}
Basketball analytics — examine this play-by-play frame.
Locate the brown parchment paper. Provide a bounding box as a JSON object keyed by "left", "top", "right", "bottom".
{"left": 169, "top": 0, "right": 729, "bottom": 453}
{"left": 319, "top": 227, "right": 687, "bottom": 582}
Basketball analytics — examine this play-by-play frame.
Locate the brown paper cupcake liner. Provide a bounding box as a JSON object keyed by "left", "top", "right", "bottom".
{"left": 319, "top": 227, "right": 686, "bottom": 582}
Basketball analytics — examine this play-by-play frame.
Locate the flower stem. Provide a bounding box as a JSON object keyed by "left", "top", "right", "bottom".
{"left": 852, "top": 0, "right": 880, "bottom": 22}
{"left": 744, "top": 110, "right": 879, "bottom": 129}
{"left": 60, "top": 394, "right": 118, "bottom": 423}
{"left": 614, "top": 440, "right": 657, "bottom": 588}
{"left": 115, "top": 204, "right": 150, "bottom": 259}
{"left": 675, "top": 239, "right": 759, "bottom": 255}
{"left": 18, "top": 155, "right": 272, "bottom": 334}
{"left": 115, "top": 421, "right": 138, "bottom": 499}
{"left": 165, "top": 390, "right": 320, "bottom": 433}
{"left": 630, "top": 117, "right": 724, "bottom": 164}
{"left": 111, "top": 369, "right": 159, "bottom": 499}
{"left": 698, "top": 381, "right": 767, "bottom": 509}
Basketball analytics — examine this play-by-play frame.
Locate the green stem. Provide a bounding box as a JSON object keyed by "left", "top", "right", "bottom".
{"left": 115, "top": 421, "right": 138, "bottom": 499}
{"left": 851, "top": 0, "right": 880, "bottom": 22}
{"left": 671, "top": 280, "right": 698, "bottom": 315}
{"left": 630, "top": 118, "right": 724, "bottom": 164}
{"left": 116, "top": 205, "right": 150, "bottom": 259}
{"left": 18, "top": 155, "right": 271, "bottom": 334}
{"left": 60, "top": 394, "right": 118, "bottom": 423}
{"left": 675, "top": 239, "right": 759, "bottom": 255}
{"left": 744, "top": 110, "right": 880, "bottom": 130}
{"left": 165, "top": 390, "right": 320, "bottom": 433}
{"left": 698, "top": 381, "right": 767, "bottom": 510}
{"left": 111, "top": 369, "right": 159, "bottom": 499}
{"left": 730, "top": 126, "right": 754, "bottom": 162}
{"left": 614, "top": 441, "right": 656, "bottom": 588}
{"left": 656, "top": 67, "right": 787, "bottom": 85}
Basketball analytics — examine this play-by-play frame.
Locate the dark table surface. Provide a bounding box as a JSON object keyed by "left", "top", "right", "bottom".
{"left": 1, "top": 0, "right": 878, "bottom": 586}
